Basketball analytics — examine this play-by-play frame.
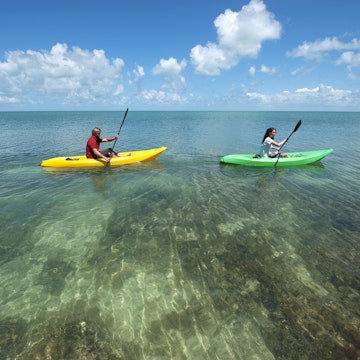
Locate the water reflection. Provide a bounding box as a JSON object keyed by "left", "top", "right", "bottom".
{"left": 42, "top": 160, "right": 165, "bottom": 194}
{"left": 219, "top": 161, "right": 327, "bottom": 178}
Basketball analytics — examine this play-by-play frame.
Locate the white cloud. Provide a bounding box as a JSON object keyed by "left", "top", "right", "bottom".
{"left": 287, "top": 37, "right": 360, "bottom": 60}
{"left": 0, "top": 43, "right": 125, "bottom": 106}
{"left": 248, "top": 66, "right": 256, "bottom": 76}
{"left": 133, "top": 65, "right": 145, "bottom": 80}
{"left": 137, "top": 88, "right": 187, "bottom": 105}
{"left": 336, "top": 51, "right": 360, "bottom": 79}
{"left": 114, "top": 84, "right": 124, "bottom": 96}
{"left": 336, "top": 51, "right": 360, "bottom": 67}
{"left": 190, "top": 0, "right": 281, "bottom": 75}
{"left": 190, "top": 44, "right": 228, "bottom": 75}
{"left": 248, "top": 64, "right": 276, "bottom": 77}
{"left": 126, "top": 57, "right": 187, "bottom": 106}
{"left": 245, "top": 84, "right": 357, "bottom": 108}
{"left": 152, "top": 57, "right": 187, "bottom": 76}
{"left": 128, "top": 65, "right": 145, "bottom": 93}
{"left": 140, "top": 57, "right": 188, "bottom": 104}
{"left": 291, "top": 67, "right": 303, "bottom": 76}
{"left": 0, "top": 95, "right": 19, "bottom": 104}
{"left": 260, "top": 64, "right": 276, "bottom": 74}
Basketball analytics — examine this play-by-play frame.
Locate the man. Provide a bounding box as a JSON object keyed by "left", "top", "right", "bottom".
{"left": 86, "top": 127, "right": 120, "bottom": 162}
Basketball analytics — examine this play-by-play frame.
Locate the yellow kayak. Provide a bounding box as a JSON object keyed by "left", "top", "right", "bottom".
{"left": 41, "top": 146, "right": 166, "bottom": 168}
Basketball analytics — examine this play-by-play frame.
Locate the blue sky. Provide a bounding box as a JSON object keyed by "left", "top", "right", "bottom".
{"left": 0, "top": 0, "right": 359, "bottom": 111}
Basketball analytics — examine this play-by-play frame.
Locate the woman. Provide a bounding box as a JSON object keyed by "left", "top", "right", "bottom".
{"left": 260, "top": 127, "right": 289, "bottom": 158}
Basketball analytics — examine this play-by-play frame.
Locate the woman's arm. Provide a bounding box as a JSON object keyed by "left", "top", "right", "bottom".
{"left": 271, "top": 138, "right": 288, "bottom": 147}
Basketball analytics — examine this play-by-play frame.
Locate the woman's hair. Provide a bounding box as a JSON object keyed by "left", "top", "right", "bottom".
{"left": 261, "top": 127, "right": 276, "bottom": 143}
{"left": 92, "top": 127, "right": 101, "bottom": 136}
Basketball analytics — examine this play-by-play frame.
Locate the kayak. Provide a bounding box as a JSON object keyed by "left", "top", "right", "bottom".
{"left": 220, "top": 149, "right": 333, "bottom": 167}
{"left": 41, "top": 146, "right": 166, "bottom": 168}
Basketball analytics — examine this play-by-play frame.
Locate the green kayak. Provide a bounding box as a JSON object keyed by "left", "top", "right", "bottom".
{"left": 220, "top": 149, "right": 333, "bottom": 167}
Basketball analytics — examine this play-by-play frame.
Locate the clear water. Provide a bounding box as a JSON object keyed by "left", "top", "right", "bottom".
{"left": 0, "top": 111, "right": 359, "bottom": 359}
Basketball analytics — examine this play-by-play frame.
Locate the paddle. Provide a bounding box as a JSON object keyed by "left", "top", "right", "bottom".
{"left": 111, "top": 108, "right": 128, "bottom": 152}
{"left": 105, "top": 108, "right": 128, "bottom": 166}
{"left": 275, "top": 119, "right": 302, "bottom": 167}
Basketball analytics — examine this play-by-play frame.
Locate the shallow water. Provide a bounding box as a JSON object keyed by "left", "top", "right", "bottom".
{"left": 0, "top": 111, "right": 359, "bottom": 359}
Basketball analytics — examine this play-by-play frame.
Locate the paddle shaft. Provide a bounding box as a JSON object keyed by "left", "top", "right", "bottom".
{"left": 275, "top": 120, "right": 302, "bottom": 167}
{"left": 111, "top": 108, "right": 128, "bottom": 151}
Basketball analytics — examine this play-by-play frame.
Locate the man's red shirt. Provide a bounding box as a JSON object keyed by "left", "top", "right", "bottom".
{"left": 86, "top": 135, "right": 102, "bottom": 158}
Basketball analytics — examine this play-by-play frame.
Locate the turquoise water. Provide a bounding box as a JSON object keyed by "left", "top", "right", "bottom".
{"left": 0, "top": 111, "right": 359, "bottom": 359}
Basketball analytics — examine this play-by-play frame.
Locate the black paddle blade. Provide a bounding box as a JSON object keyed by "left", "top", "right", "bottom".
{"left": 294, "top": 120, "right": 302, "bottom": 132}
